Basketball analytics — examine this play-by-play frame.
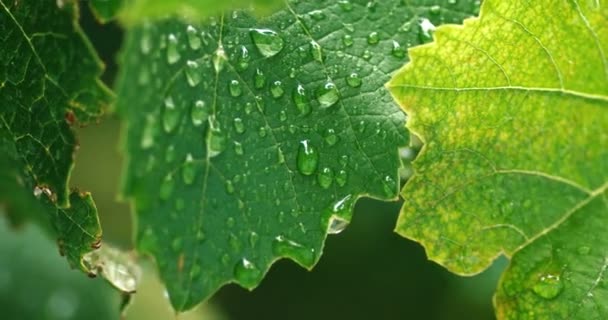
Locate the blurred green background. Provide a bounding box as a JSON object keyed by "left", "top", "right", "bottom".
{"left": 0, "top": 5, "right": 507, "bottom": 320}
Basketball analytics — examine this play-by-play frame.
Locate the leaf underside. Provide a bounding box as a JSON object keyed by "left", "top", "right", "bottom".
{"left": 0, "top": 0, "right": 109, "bottom": 272}
{"left": 389, "top": 0, "right": 607, "bottom": 318}
{"left": 116, "top": 0, "right": 479, "bottom": 310}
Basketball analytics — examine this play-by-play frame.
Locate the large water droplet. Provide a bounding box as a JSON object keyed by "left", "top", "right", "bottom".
{"left": 83, "top": 245, "right": 139, "bottom": 293}
{"left": 316, "top": 81, "right": 340, "bottom": 108}
{"left": 186, "top": 25, "right": 201, "bottom": 50}
{"left": 418, "top": 18, "right": 436, "bottom": 43}
{"left": 254, "top": 68, "right": 266, "bottom": 89}
{"left": 229, "top": 79, "right": 243, "bottom": 97}
{"left": 182, "top": 154, "right": 197, "bottom": 185}
{"left": 160, "top": 174, "right": 175, "bottom": 200}
{"left": 185, "top": 60, "right": 202, "bottom": 87}
{"left": 346, "top": 72, "right": 362, "bottom": 88}
{"left": 191, "top": 100, "right": 208, "bottom": 126}
{"left": 293, "top": 84, "right": 311, "bottom": 115}
{"left": 166, "top": 34, "right": 180, "bottom": 64}
{"left": 533, "top": 273, "right": 564, "bottom": 299}
{"left": 328, "top": 216, "right": 349, "bottom": 234}
{"left": 272, "top": 235, "right": 315, "bottom": 266}
{"left": 270, "top": 80, "right": 284, "bottom": 98}
{"left": 310, "top": 40, "right": 323, "bottom": 62}
{"left": 317, "top": 167, "right": 334, "bottom": 189}
{"left": 297, "top": 140, "right": 319, "bottom": 176}
{"left": 162, "top": 96, "right": 181, "bottom": 133}
{"left": 213, "top": 45, "right": 227, "bottom": 73}
{"left": 250, "top": 29, "right": 284, "bottom": 58}
{"left": 234, "top": 258, "right": 262, "bottom": 288}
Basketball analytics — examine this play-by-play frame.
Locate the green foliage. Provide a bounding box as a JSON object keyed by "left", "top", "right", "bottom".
{"left": 116, "top": 0, "right": 478, "bottom": 310}
{"left": 0, "top": 0, "right": 110, "bottom": 271}
{"left": 389, "top": 0, "right": 607, "bottom": 318}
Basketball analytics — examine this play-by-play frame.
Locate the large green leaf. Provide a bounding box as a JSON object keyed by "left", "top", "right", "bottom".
{"left": 389, "top": 0, "right": 607, "bottom": 318}
{"left": 0, "top": 0, "right": 110, "bottom": 271}
{"left": 117, "top": 0, "right": 479, "bottom": 310}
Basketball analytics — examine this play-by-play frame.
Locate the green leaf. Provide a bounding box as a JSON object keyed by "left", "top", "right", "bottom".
{"left": 389, "top": 0, "right": 607, "bottom": 318}
{"left": 119, "top": 0, "right": 284, "bottom": 24}
{"left": 117, "top": 0, "right": 479, "bottom": 310}
{"left": 0, "top": 0, "right": 110, "bottom": 271}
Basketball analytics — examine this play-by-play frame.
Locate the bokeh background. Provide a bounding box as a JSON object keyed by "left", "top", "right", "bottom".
{"left": 0, "top": 5, "right": 507, "bottom": 320}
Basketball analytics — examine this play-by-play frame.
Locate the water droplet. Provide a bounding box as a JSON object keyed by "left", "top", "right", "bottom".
{"left": 213, "top": 45, "right": 227, "bottom": 73}
{"left": 186, "top": 25, "right": 201, "bottom": 50}
{"left": 226, "top": 217, "right": 235, "bottom": 228}
{"left": 578, "top": 246, "right": 591, "bottom": 255}
{"left": 258, "top": 126, "right": 268, "bottom": 137}
{"left": 272, "top": 235, "right": 315, "bottom": 266}
{"left": 346, "top": 72, "right": 362, "bottom": 88}
{"left": 254, "top": 68, "right": 266, "bottom": 89}
{"left": 185, "top": 60, "right": 202, "bottom": 87}
{"left": 165, "top": 145, "right": 176, "bottom": 163}
{"left": 279, "top": 110, "right": 287, "bottom": 122}
{"left": 270, "top": 80, "right": 284, "bottom": 98}
{"left": 160, "top": 174, "right": 174, "bottom": 200}
{"left": 234, "top": 258, "right": 262, "bottom": 288}
{"left": 166, "top": 34, "right": 180, "bottom": 64}
{"left": 250, "top": 29, "right": 284, "bottom": 58}
{"left": 363, "top": 50, "right": 372, "bottom": 60}
{"left": 367, "top": 32, "right": 379, "bottom": 45}
{"left": 237, "top": 46, "right": 250, "bottom": 71}
{"left": 342, "top": 34, "right": 353, "bottom": 47}
{"left": 229, "top": 80, "right": 243, "bottom": 97}
{"left": 336, "top": 169, "right": 348, "bottom": 187}
{"left": 226, "top": 180, "right": 235, "bottom": 194}
{"left": 162, "top": 96, "right": 180, "bottom": 133}
{"left": 191, "top": 100, "right": 208, "bottom": 126}
{"left": 328, "top": 216, "right": 349, "bottom": 234}
{"left": 429, "top": 5, "right": 441, "bottom": 14}
{"left": 310, "top": 41, "right": 323, "bottom": 62}
{"left": 316, "top": 81, "right": 340, "bottom": 108}
{"left": 140, "top": 115, "right": 157, "bottom": 149}
{"left": 182, "top": 154, "right": 197, "bottom": 185}
{"left": 207, "top": 117, "right": 226, "bottom": 157}
{"left": 249, "top": 232, "right": 259, "bottom": 248}
{"left": 533, "top": 273, "right": 564, "bottom": 299}
{"left": 391, "top": 40, "right": 405, "bottom": 58}
{"left": 234, "top": 141, "right": 244, "bottom": 155}
{"left": 309, "top": 10, "right": 325, "bottom": 20}
{"left": 338, "top": 0, "right": 353, "bottom": 11}
{"left": 293, "top": 84, "right": 311, "bottom": 115}
{"left": 297, "top": 140, "right": 319, "bottom": 176}
{"left": 317, "top": 167, "right": 334, "bottom": 189}
{"left": 382, "top": 175, "right": 397, "bottom": 197}
{"left": 324, "top": 128, "right": 338, "bottom": 146}
{"left": 418, "top": 18, "right": 436, "bottom": 43}
{"left": 233, "top": 117, "right": 245, "bottom": 134}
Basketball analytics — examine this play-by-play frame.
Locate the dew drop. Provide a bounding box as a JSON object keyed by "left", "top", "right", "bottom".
{"left": 233, "top": 117, "right": 245, "bottom": 134}
{"left": 186, "top": 25, "right": 201, "bottom": 50}
{"left": 258, "top": 126, "right": 268, "bottom": 137}
{"left": 191, "top": 100, "right": 208, "bottom": 126}
{"left": 336, "top": 169, "right": 348, "bottom": 187}
{"left": 272, "top": 235, "right": 315, "bottom": 266}
{"left": 166, "top": 34, "right": 180, "bottom": 64}
{"left": 346, "top": 72, "right": 362, "bottom": 88}
{"left": 249, "top": 232, "right": 259, "bottom": 248}
{"left": 317, "top": 167, "right": 334, "bottom": 189}
{"left": 250, "top": 29, "right": 284, "bottom": 58}
{"left": 297, "top": 140, "right": 319, "bottom": 176}
{"left": 234, "top": 141, "right": 244, "bottom": 155}
{"left": 338, "top": 0, "right": 353, "bottom": 11}
{"left": 309, "top": 10, "right": 325, "bottom": 20}
{"left": 316, "top": 81, "right": 340, "bottom": 108}
{"left": 418, "top": 18, "right": 436, "bottom": 43}
{"left": 226, "top": 180, "right": 235, "bottom": 194}
{"left": 342, "top": 34, "right": 354, "bottom": 47}
{"left": 140, "top": 115, "right": 157, "bottom": 149}
{"left": 310, "top": 40, "right": 323, "bottom": 62}
{"left": 182, "top": 154, "right": 197, "bottom": 185}
{"left": 270, "top": 80, "right": 284, "bottom": 98}
{"left": 293, "top": 84, "right": 311, "bottom": 115}
{"left": 279, "top": 110, "right": 287, "bottom": 122}
{"left": 159, "top": 174, "right": 175, "bottom": 200}
{"left": 391, "top": 40, "right": 405, "bottom": 58}
{"left": 254, "top": 68, "right": 266, "bottom": 89}
{"left": 429, "top": 5, "right": 441, "bottom": 14}
{"left": 162, "top": 96, "right": 181, "bottom": 133}
{"left": 324, "top": 128, "right": 338, "bottom": 146}
{"left": 229, "top": 80, "right": 243, "bottom": 97}
{"left": 213, "top": 45, "right": 227, "bottom": 73}
{"left": 236, "top": 45, "right": 250, "bottom": 71}
{"left": 578, "top": 246, "right": 591, "bottom": 255}
{"left": 207, "top": 117, "right": 226, "bottom": 158}
{"left": 185, "top": 60, "right": 202, "bottom": 87}
{"left": 367, "top": 31, "right": 380, "bottom": 45}
{"left": 328, "top": 216, "right": 349, "bottom": 234}
{"left": 533, "top": 273, "right": 564, "bottom": 299}
{"left": 234, "top": 258, "right": 262, "bottom": 288}
{"left": 382, "top": 175, "right": 397, "bottom": 197}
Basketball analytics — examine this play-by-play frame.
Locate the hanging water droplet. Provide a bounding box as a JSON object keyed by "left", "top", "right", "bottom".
{"left": 297, "top": 139, "right": 319, "bottom": 176}
{"left": 324, "top": 128, "right": 338, "bottom": 146}
{"left": 207, "top": 117, "right": 226, "bottom": 157}
{"left": 293, "top": 84, "right": 311, "bottom": 115}
{"left": 185, "top": 60, "right": 202, "bottom": 87}
{"left": 367, "top": 31, "right": 380, "bottom": 45}
{"left": 250, "top": 29, "right": 284, "bottom": 58}
{"left": 418, "top": 18, "right": 436, "bottom": 43}
{"left": 328, "top": 216, "right": 349, "bottom": 234}
{"left": 270, "top": 80, "right": 284, "bottom": 98}
{"left": 317, "top": 167, "right": 334, "bottom": 189}
{"left": 533, "top": 273, "right": 564, "bottom": 299}
{"left": 160, "top": 174, "right": 175, "bottom": 200}
{"left": 229, "top": 79, "right": 243, "bottom": 97}
{"left": 166, "top": 34, "right": 180, "bottom": 64}
{"left": 234, "top": 141, "right": 244, "bottom": 155}
{"left": 234, "top": 258, "right": 262, "bottom": 288}
{"left": 191, "top": 100, "right": 208, "bottom": 126}
{"left": 162, "top": 96, "right": 181, "bottom": 133}
{"left": 310, "top": 40, "right": 323, "bottom": 62}
{"left": 272, "top": 235, "right": 315, "bottom": 266}
{"left": 233, "top": 117, "right": 245, "bottom": 134}
{"left": 316, "top": 81, "right": 340, "bottom": 108}
{"left": 342, "top": 34, "right": 353, "bottom": 47}
{"left": 237, "top": 45, "right": 250, "bottom": 71}
{"left": 336, "top": 169, "right": 348, "bottom": 187}
{"left": 254, "top": 68, "right": 266, "bottom": 89}
{"left": 391, "top": 40, "right": 405, "bottom": 58}
{"left": 186, "top": 25, "right": 202, "bottom": 50}
{"left": 346, "top": 72, "right": 362, "bottom": 88}
{"left": 182, "top": 154, "right": 197, "bottom": 185}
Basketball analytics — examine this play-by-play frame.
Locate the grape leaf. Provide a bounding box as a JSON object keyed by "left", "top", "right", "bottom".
{"left": 389, "top": 0, "right": 607, "bottom": 318}
{"left": 0, "top": 0, "right": 110, "bottom": 271}
{"left": 116, "top": 0, "right": 479, "bottom": 310}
